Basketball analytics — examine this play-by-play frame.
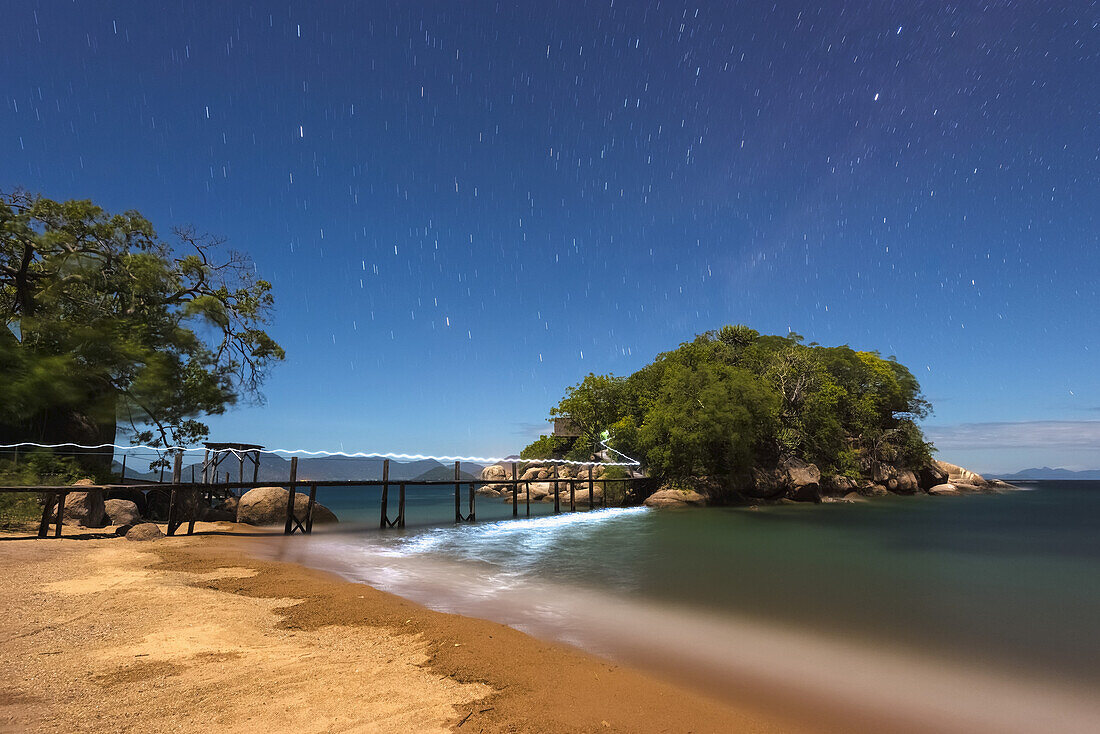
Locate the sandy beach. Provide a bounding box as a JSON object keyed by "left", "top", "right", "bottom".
{"left": 0, "top": 523, "right": 830, "bottom": 734}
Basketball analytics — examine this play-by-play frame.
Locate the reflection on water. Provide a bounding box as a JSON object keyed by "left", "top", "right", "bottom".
{"left": 260, "top": 482, "right": 1100, "bottom": 734}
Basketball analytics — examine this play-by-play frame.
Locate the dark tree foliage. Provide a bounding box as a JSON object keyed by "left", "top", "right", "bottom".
{"left": 0, "top": 191, "right": 284, "bottom": 469}
{"left": 526, "top": 325, "right": 934, "bottom": 481}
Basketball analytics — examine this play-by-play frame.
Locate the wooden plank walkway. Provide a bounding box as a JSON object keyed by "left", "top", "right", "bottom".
{"left": 2, "top": 455, "right": 642, "bottom": 539}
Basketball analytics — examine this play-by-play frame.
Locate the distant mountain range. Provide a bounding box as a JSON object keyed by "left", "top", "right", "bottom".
{"left": 114, "top": 455, "right": 485, "bottom": 484}
{"left": 992, "top": 467, "right": 1100, "bottom": 481}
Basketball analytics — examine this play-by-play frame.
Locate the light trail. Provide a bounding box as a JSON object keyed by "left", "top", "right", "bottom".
{"left": 0, "top": 440, "right": 641, "bottom": 467}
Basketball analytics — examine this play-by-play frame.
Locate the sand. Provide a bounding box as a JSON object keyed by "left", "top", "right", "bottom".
{"left": 0, "top": 524, "right": 824, "bottom": 734}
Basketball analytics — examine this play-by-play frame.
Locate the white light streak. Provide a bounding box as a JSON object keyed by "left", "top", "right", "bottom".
{"left": 0, "top": 440, "right": 640, "bottom": 467}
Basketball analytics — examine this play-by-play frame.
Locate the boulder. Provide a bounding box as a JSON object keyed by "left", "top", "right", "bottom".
{"left": 105, "top": 489, "right": 148, "bottom": 517}
{"left": 749, "top": 458, "right": 821, "bottom": 500}
{"left": 236, "top": 486, "right": 338, "bottom": 526}
{"left": 218, "top": 495, "right": 239, "bottom": 515}
{"left": 125, "top": 523, "right": 164, "bottom": 541}
{"left": 935, "top": 460, "right": 988, "bottom": 487}
{"left": 644, "top": 487, "right": 707, "bottom": 508}
{"left": 476, "top": 483, "right": 511, "bottom": 497}
{"left": 572, "top": 487, "right": 605, "bottom": 506}
{"left": 520, "top": 467, "right": 542, "bottom": 481}
{"left": 528, "top": 482, "right": 552, "bottom": 500}
{"left": 822, "top": 475, "right": 858, "bottom": 496}
{"left": 890, "top": 470, "right": 920, "bottom": 495}
{"left": 103, "top": 499, "right": 141, "bottom": 527}
{"left": 480, "top": 464, "right": 508, "bottom": 482}
{"left": 917, "top": 463, "right": 950, "bottom": 490}
{"left": 929, "top": 483, "right": 960, "bottom": 496}
{"left": 59, "top": 488, "right": 106, "bottom": 527}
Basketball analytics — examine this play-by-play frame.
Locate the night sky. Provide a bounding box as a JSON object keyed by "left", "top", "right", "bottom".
{"left": 3, "top": 2, "right": 1098, "bottom": 472}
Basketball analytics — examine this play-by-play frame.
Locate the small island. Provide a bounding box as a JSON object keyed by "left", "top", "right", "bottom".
{"left": 491, "top": 324, "right": 1012, "bottom": 508}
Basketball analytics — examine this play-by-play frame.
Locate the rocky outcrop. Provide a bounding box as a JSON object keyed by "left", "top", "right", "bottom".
{"left": 644, "top": 487, "right": 707, "bottom": 508}
{"left": 935, "top": 460, "right": 989, "bottom": 488}
{"left": 749, "top": 458, "right": 821, "bottom": 501}
{"left": 928, "top": 483, "right": 960, "bottom": 496}
{"left": 235, "top": 487, "right": 338, "bottom": 526}
{"left": 124, "top": 523, "right": 164, "bottom": 541}
{"left": 104, "top": 499, "right": 141, "bottom": 527}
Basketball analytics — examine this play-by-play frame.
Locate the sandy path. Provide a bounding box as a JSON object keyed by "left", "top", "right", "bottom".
{"left": 0, "top": 528, "right": 822, "bottom": 733}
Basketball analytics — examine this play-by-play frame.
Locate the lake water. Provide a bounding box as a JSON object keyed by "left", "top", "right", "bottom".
{"left": 262, "top": 481, "right": 1100, "bottom": 733}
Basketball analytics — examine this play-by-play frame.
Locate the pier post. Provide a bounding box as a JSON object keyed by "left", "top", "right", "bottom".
{"left": 525, "top": 480, "right": 531, "bottom": 516}
{"left": 570, "top": 475, "right": 576, "bottom": 512}
{"left": 120, "top": 453, "right": 127, "bottom": 482}
{"left": 283, "top": 456, "right": 298, "bottom": 535}
{"left": 468, "top": 468, "right": 476, "bottom": 522}
{"left": 589, "top": 466, "right": 594, "bottom": 511}
{"left": 167, "top": 452, "right": 182, "bottom": 536}
{"left": 454, "top": 461, "right": 461, "bottom": 522}
{"left": 398, "top": 483, "right": 406, "bottom": 528}
{"left": 304, "top": 484, "right": 317, "bottom": 533}
{"left": 380, "top": 459, "right": 390, "bottom": 529}
{"left": 553, "top": 465, "right": 560, "bottom": 514}
{"left": 511, "top": 462, "right": 518, "bottom": 517}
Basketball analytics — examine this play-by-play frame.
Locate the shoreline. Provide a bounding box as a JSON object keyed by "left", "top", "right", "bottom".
{"left": 1, "top": 524, "right": 838, "bottom": 733}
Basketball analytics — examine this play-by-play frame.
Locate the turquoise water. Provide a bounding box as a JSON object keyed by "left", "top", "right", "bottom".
{"left": 265, "top": 481, "right": 1100, "bottom": 733}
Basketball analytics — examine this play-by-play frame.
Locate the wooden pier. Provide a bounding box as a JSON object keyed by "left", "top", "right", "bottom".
{"left": 1, "top": 454, "right": 641, "bottom": 539}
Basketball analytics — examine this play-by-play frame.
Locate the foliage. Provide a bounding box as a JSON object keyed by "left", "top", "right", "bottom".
{"left": 1, "top": 190, "right": 284, "bottom": 467}
{"left": 546, "top": 325, "right": 934, "bottom": 482}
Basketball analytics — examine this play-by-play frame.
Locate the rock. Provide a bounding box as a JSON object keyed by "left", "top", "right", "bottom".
{"left": 105, "top": 489, "right": 148, "bottom": 516}
{"left": 103, "top": 499, "right": 141, "bottom": 527}
{"left": 219, "top": 495, "right": 239, "bottom": 515}
{"left": 59, "top": 489, "right": 106, "bottom": 527}
{"left": 236, "top": 486, "right": 338, "bottom": 526}
{"left": 929, "top": 483, "right": 960, "bottom": 496}
{"left": 528, "top": 482, "right": 552, "bottom": 500}
{"left": 917, "top": 463, "right": 950, "bottom": 490}
{"left": 476, "top": 483, "right": 511, "bottom": 497}
{"left": 520, "top": 467, "right": 542, "bottom": 481}
{"left": 480, "top": 464, "right": 508, "bottom": 482}
{"left": 822, "top": 475, "right": 857, "bottom": 496}
{"left": 125, "top": 523, "right": 164, "bottom": 541}
{"left": 935, "top": 460, "right": 988, "bottom": 487}
{"left": 750, "top": 458, "right": 821, "bottom": 500}
{"left": 644, "top": 487, "right": 707, "bottom": 508}
{"left": 891, "top": 470, "right": 920, "bottom": 495}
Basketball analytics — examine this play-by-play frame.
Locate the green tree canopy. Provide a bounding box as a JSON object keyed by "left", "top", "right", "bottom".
{"left": 0, "top": 190, "right": 284, "bottom": 468}
{"left": 528, "top": 324, "right": 934, "bottom": 484}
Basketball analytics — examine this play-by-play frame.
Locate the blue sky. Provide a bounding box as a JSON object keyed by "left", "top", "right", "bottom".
{"left": 3, "top": 1, "right": 1098, "bottom": 472}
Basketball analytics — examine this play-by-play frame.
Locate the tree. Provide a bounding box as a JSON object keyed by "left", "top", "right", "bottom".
{"left": 549, "top": 373, "right": 628, "bottom": 456}
{"left": 636, "top": 358, "right": 778, "bottom": 481}
{"left": 0, "top": 191, "right": 284, "bottom": 469}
